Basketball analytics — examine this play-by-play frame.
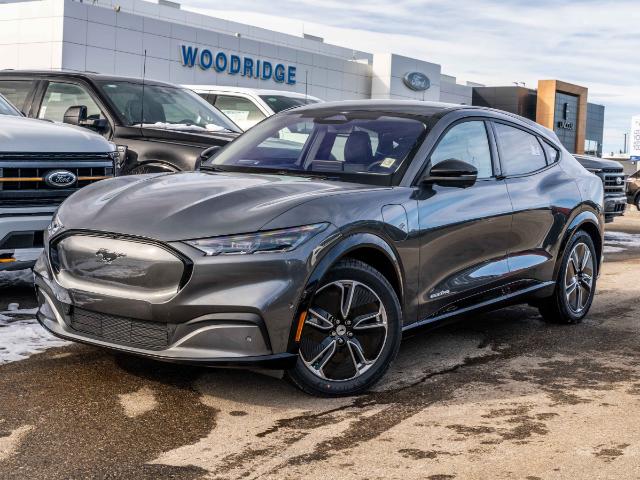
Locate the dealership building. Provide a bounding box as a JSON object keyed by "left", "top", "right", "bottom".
{"left": 0, "top": 0, "right": 605, "bottom": 155}
{"left": 0, "top": 0, "right": 477, "bottom": 104}
{"left": 473, "top": 81, "right": 605, "bottom": 156}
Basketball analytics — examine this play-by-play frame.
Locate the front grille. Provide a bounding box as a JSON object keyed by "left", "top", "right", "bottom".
{"left": 0, "top": 152, "right": 114, "bottom": 207}
{"left": 1, "top": 166, "right": 112, "bottom": 190}
{"left": 70, "top": 308, "right": 170, "bottom": 351}
{"left": 596, "top": 169, "right": 626, "bottom": 195}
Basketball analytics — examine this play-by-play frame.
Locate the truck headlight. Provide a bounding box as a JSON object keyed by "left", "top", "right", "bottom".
{"left": 186, "top": 223, "right": 328, "bottom": 256}
{"left": 47, "top": 211, "right": 64, "bottom": 238}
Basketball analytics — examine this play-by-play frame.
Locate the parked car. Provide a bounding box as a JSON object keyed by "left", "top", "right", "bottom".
{"left": 573, "top": 154, "right": 626, "bottom": 222}
{"left": 35, "top": 101, "right": 604, "bottom": 396}
{"left": 626, "top": 170, "right": 640, "bottom": 210}
{"left": 0, "top": 92, "right": 22, "bottom": 116}
{"left": 0, "top": 94, "right": 117, "bottom": 271}
{"left": 186, "top": 85, "right": 321, "bottom": 130}
{"left": 0, "top": 71, "right": 241, "bottom": 174}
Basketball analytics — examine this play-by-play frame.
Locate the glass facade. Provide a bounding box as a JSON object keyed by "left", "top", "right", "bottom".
{"left": 585, "top": 103, "right": 605, "bottom": 156}
{"left": 553, "top": 92, "right": 579, "bottom": 153}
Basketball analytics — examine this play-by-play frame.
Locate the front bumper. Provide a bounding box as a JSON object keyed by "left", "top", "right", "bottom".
{"left": 604, "top": 194, "right": 627, "bottom": 221}
{"left": 0, "top": 208, "right": 54, "bottom": 270}
{"left": 36, "top": 285, "right": 296, "bottom": 368}
{"left": 33, "top": 228, "right": 335, "bottom": 367}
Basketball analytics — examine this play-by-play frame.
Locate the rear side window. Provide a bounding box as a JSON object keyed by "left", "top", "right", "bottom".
{"left": 0, "top": 80, "right": 36, "bottom": 113}
{"left": 540, "top": 141, "right": 559, "bottom": 165}
{"left": 213, "top": 95, "right": 266, "bottom": 130}
{"left": 494, "top": 123, "right": 547, "bottom": 176}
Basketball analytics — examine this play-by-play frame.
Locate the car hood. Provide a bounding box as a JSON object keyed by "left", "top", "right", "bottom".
{"left": 0, "top": 115, "right": 113, "bottom": 152}
{"left": 574, "top": 155, "right": 623, "bottom": 171}
{"left": 57, "top": 171, "right": 372, "bottom": 241}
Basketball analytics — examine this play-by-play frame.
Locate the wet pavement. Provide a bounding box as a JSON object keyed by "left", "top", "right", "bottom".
{"left": 1, "top": 209, "right": 640, "bottom": 479}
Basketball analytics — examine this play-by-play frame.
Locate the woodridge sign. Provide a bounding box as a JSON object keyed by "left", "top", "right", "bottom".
{"left": 180, "top": 45, "right": 297, "bottom": 85}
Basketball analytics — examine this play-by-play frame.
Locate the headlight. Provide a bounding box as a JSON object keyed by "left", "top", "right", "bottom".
{"left": 47, "top": 211, "right": 64, "bottom": 238}
{"left": 186, "top": 223, "right": 328, "bottom": 256}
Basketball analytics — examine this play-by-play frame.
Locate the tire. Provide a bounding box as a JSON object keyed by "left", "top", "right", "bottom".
{"left": 286, "top": 259, "right": 402, "bottom": 397}
{"left": 635, "top": 194, "right": 640, "bottom": 211}
{"left": 127, "top": 164, "right": 176, "bottom": 175}
{"left": 538, "top": 230, "right": 597, "bottom": 324}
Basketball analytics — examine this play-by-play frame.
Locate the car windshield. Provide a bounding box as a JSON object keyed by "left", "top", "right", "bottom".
{"left": 0, "top": 94, "right": 21, "bottom": 116}
{"left": 205, "top": 110, "right": 428, "bottom": 182}
{"left": 98, "top": 81, "right": 240, "bottom": 133}
{"left": 259, "top": 95, "right": 320, "bottom": 113}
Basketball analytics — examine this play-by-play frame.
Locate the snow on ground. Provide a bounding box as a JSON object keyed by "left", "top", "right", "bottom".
{"left": 604, "top": 231, "right": 640, "bottom": 253}
{"left": 0, "top": 305, "right": 68, "bottom": 365}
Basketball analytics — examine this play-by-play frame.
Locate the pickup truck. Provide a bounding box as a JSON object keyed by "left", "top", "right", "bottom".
{"left": 0, "top": 71, "right": 241, "bottom": 174}
{"left": 574, "top": 154, "right": 627, "bottom": 223}
{"left": 0, "top": 94, "right": 117, "bottom": 271}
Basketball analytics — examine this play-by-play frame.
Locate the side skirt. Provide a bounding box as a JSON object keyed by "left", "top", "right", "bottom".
{"left": 403, "top": 280, "right": 555, "bottom": 333}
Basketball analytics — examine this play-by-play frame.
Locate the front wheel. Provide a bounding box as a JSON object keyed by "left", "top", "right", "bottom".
{"left": 287, "top": 259, "right": 402, "bottom": 397}
{"left": 538, "top": 231, "right": 597, "bottom": 324}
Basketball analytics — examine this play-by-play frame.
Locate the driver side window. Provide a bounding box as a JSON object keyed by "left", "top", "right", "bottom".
{"left": 39, "top": 82, "right": 105, "bottom": 123}
{"left": 430, "top": 121, "right": 493, "bottom": 179}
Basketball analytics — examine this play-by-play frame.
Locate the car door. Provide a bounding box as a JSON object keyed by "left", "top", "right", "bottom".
{"left": 416, "top": 119, "right": 513, "bottom": 321}
{"left": 491, "top": 121, "right": 582, "bottom": 284}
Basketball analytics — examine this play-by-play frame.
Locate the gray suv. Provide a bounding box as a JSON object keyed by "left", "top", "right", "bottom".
{"left": 35, "top": 101, "right": 604, "bottom": 396}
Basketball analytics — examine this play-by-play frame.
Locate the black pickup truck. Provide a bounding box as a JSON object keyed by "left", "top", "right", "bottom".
{"left": 574, "top": 154, "right": 627, "bottom": 223}
{"left": 0, "top": 71, "right": 241, "bottom": 174}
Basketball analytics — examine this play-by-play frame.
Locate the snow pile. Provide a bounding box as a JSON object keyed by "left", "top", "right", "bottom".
{"left": 604, "top": 231, "right": 640, "bottom": 253}
{"left": 0, "top": 305, "right": 68, "bottom": 364}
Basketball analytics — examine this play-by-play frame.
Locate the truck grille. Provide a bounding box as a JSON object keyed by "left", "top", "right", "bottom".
{"left": 0, "top": 152, "right": 114, "bottom": 207}
{"left": 70, "top": 308, "right": 170, "bottom": 351}
{"left": 601, "top": 168, "right": 626, "bottom": 194}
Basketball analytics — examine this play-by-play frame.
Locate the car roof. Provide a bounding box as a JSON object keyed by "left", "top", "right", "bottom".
{"left": 0, "top": 69, "right": 183, "bottom": 88}
{"left": 291, "top": 100, "right": 561, "bottom": 141}
{"left": 183, "top": 84, "right": 322, "bottom": 100}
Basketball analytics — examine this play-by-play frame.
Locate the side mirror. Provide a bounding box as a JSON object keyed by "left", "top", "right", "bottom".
{"left": 63, "top": 105, "right": 87, "bottom": 126}
{"left": 197, "top": 145, "right": 222, "bottom": 170}
{"left": 63, "top": 106, "right": 109, "bottom": 133}
{"left": 422, "top": 158, "right": 478, "bottom": 188}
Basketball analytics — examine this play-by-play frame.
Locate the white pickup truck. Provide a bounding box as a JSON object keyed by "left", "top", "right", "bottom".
{"left": 0, "top": 94, "right": 118, "bottom": 271}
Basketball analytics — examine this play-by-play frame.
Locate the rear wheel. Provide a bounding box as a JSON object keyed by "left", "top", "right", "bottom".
{"left": 287, "top": 259, "right": 402, "bottom": 397}
{"left": 538, "top": 231, "right": 597, "bottom": 324}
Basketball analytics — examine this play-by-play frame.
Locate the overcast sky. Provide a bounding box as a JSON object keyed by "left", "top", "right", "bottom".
{"left": 180, "top": 0, "right": 638, "bottom": 154}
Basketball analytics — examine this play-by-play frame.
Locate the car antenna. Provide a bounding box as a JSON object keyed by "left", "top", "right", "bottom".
{"left": 141, "top": 49, "right": 147, "bottom": 127}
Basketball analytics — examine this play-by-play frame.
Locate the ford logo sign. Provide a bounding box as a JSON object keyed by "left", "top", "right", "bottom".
{"left": 403, "top": 72, "right": 431, "bottom": 92}
{"left": 44, "top": 170, "right": 77, "bottom": 188}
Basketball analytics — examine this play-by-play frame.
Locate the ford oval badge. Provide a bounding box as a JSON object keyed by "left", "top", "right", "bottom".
{"left": 403, "top": 72, "right": 431, "bottom": 92}
{"left": 44, "top": 170, "right": 77, "bottom": 188}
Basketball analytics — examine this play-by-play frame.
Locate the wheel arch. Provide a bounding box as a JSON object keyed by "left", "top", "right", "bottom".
{"left": 555, "top": 209, "right": 603, "bottom": 281}
{"left": 127, "top": 160, "right": 180, "bottom": 174}
{"left": 286, "top": 232, "right": 404, "bottom": 352}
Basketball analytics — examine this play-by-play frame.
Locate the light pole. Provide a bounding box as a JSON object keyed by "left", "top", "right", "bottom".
{"left": 624, "top": 133, "right": 628, "bottom": 154}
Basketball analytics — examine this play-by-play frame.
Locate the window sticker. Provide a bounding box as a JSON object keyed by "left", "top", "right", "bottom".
{"left": 380, "top": 158, "right": 396, "bottom": 168}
